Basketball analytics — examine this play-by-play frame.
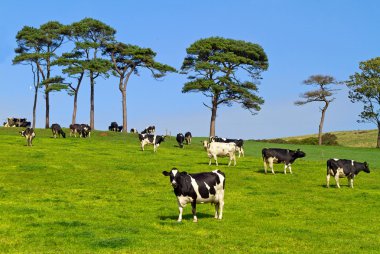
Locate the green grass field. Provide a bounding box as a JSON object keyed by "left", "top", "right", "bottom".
{"left": 0, "top": 127, "right": 379, "bottom": 253}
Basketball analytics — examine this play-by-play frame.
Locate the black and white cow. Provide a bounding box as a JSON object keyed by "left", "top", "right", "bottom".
{"left": 130, "top": 128, "right": 138, "bottom": 134}
{"left": 326, "top": 158, "right": 370, "bottom": 188}
{"left": 176, "top": 133, "right": 185, "bottom": 148}
{"left": 262, "top": 148, "right": 306, "bottom": 174}
{"left": 20, "top": 128, "right": 36, "bottom": 146}
{"left": 141, "top": 125, "right": 155, "bottom": 134}
{"left": 162, "top": 168, "right": 225, "bottom": 222}
{"left": 51, "top": 123, "right": 66, "bottom": 138}
{"left": 80, "top": 124, "right": 91, "bottom": 137}
{"left": 185, "top": 132, "right": 192, "bottom": 145}
{"left": 109, "top": 122, "right": 119, "bottom": 132}
{"left": 138, "top": 134, "right": 165, "bottom": 152}
{"left": 210, "top": 136, "right": 245, "bottom": 157}
{"left": 69, "top": 124, "right": 80, "bottom": 137}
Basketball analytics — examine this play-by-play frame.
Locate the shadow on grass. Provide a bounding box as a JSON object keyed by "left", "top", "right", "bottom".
{"left": 159, "top": 212, "right": 215, "bottom": 222}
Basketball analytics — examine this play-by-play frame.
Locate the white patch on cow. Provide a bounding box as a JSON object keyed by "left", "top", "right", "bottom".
{"left": 177, "top": 195, "right": 193, "bottom": 208}
{"left": 337, "top": 168, "right": 345, "bottom": 178}
{"left": 351, "top": 160, "right": 354, "bottom": 166}
{"left": 172, "top": 169, "right": 178, "bottom": 177}
{"left": 333, "top": 158, "right": 339, "bottom": 161}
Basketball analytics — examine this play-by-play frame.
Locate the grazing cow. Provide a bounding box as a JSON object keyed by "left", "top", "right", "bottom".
{"left": 203, "top": 140, "right": 236, "bottom": 166}
{"left": 326, "top": 158, "right": 370, "bottom": 188}
{"left": 20, "top": 128, "right": 35, "bottom": 146}
{"left": 162, "top": 168, "right": 225, "bottom": 222}
{"left": 185, "top": 132, "right": 192, "bottom": 145}
{"left": 80, "top": 124, "right": 91, "bottom": 137}
{"left": 141, "top": 125, "right": 155, "bottom": 134}
{"left": 176, "top": 133, "right": 185, "bottom": 148}
{"left": 130, "top": 128, "right": 138, "bottom": 134}
{"left": 69, "top": 124, "right": 80, "bottom": 137}
{"left": 210, "top": 136, "right": 245, "bottom": 157}
{"left": 262, "top": 148, "right": 306, "bottom": 174}
{"left": 109, "top": 122, "right": 119, "bottom": 132}
{"left": 138, "top": 134, "right": 165, "bottom": 152}
{"left": 51, "top": 123, "right": 66, "bottom": 138}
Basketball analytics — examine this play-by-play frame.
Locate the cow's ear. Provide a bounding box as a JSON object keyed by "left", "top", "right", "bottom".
{"left": 182, "top": 171, "right": 187, "bottom": 175}
{"left": 364, "top": 161, "right": 368, "bottom": 167}
{"left": 162, "top": 171, "right": 170, "bottom": 176}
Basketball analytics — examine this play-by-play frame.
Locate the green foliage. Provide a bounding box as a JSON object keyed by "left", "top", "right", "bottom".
{"left": 346, "top": 57, "right": 380, "bottom": 126}
{"left": 0, "top": 128, "right": 379, "bottom": 253}
{"left": 181, "top": 37, "right": 268, "bottom": 113}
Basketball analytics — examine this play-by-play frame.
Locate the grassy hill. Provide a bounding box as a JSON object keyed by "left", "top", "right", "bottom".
{"left": 0, "top": 127, "right": 379, "bottom": 253}
{"left": 276, "top": 129, "right": 378, "bottom": 148}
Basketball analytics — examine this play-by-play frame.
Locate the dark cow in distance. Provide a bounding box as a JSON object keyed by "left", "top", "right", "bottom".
{"left": 176, "top": 133, "right": 185, "bottom": 148}
{"left": 262, "top": 148, "right": 306, "bottom": 174}
{"left": 210, "top": 136, "right": 245, "bottom": 157}
{"left": 185, "top": 132, "right": 192, "bottom": 145}
{"left": 138, "top": 134, "right": 165, "bottom": 152}
{"left": 162, "top": 168, "right": 225, "bottom": 222}
{"left": 326, "top": 158, "right": 370, "bottom": 188}
{"left": 51, "top": 123, "right": 66, "bottom": 138}
{"left": 130, "top": 128, "right": 138, "bottom": 134}
{"left": 20, "top": 128, "right": 35, "bottom": 146}
{"left": 141, "top": 125, "right": 155, "bottom": 134}
{"left": 109, "top": 122, "right": 119, "bottom": 132}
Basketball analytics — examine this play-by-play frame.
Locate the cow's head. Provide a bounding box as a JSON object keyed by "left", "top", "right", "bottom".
{"left": 202, "top": 140, "right": 209, "bottom": 150}
{"left": 363, "top": 162, "right": 370, "bottom": 173}
{"left": 61, "top": 131, "right": 66, "bottom": 138}
{"left": 163, "top": 168, "right": 186, "bottom": 188}
{"left": 19, "top": 130, "right": 25, "bottom": 137}
{"left": 295, "top": 149, "right": 306, "bottom": 158}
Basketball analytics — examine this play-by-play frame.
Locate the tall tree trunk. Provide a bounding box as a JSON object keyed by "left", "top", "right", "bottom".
{"left": 45, "top": 92, "right": 50, "bottom": 129}
{"left": 32, "top": 71, "right": 39, "bottom": 129}
{"left": 71, "top": 74, "right": 83, "bottom": 125}
{"left": 72, "top": 91, "right": 78, "bottom": 125}
{"left": 209, "top": 96, "right": 218, "bottom": 137}
{"left": 90, "top": 72, "right": 95, "bottom": 130}
{"left": 377, "top": 124, "right": 380, "bottom": 148}
{"left": 318, "top": 102, "right": 329, "bottom": 145}
{"left": 122, "top": 89, "right": 127, "bottom": 132}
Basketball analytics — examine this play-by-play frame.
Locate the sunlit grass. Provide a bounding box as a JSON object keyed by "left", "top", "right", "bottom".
{"left": 0, "top": 127, "right": 379, "bottom": 253}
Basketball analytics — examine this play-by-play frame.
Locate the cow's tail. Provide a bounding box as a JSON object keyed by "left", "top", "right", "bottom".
{"left": 326, "top": 159, "right": 331, "bottom": 175}
{"left": 261, "top": 148, "right": 267, "bottom": 161}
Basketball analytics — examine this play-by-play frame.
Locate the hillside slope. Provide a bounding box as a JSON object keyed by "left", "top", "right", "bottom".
{"left": 280, "top": 129, "right": 378, "bottom": 148}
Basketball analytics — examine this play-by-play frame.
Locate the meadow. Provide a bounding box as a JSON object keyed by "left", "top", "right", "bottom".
{"left": 0, "top": 127, "right": 379, "bottom": 253}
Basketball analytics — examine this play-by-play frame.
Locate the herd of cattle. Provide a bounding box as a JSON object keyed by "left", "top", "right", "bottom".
{"left": 14, "top": 122, "right": 371, "bottom": 222}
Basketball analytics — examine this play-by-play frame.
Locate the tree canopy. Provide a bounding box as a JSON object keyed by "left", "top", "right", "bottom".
{"left": 180, "top": 37, "right": 268, "bottom": 136}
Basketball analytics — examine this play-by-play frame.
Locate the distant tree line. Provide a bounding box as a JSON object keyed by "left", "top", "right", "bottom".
{"left": 12, "top": 19, "right": 380, "bottom": 148}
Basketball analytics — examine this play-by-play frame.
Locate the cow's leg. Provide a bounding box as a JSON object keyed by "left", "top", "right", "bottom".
{"left": 214, "top": 203, "right": 220, "bottom": 219}
{"left": 263, "top": 160, "right": 268, "bottom": 174}
{"left": 177, "top": 206, "right": 183, "bottom": 222}
{"left": 191, "top": 201, "right": 198, "bottom": 222}
{"left": 154, "top": 144, "right": 157, "bottom": 152}
{"left": 334, "top": 174, "right": 341, "bottom": 188}
{"left": 268, "top": 158, "right": 275, "bottom": 174}
{"left": 348, "top": 177, "right": 354, "bottom": 188}
{"left": 326, "top": 174, "right": 330, "bottom": 188}
{"left": 284, "top": 164, "right": 287, "bottom": 174}
{"left": 213, "top": 154, "right": 218, "bottom": 166}
{"left": 288, "top": 164, "right": 292, "bottom": 174}
{"left": 233, "top": 154, "right": 236, "bottom": 166}
{"left": 218, "top": 198, "right": 224, "bottom": 220}
{"left": 208, "top": 154, "right": 212, "bottom": 166}
{"left": 241, "top": 147, "right": 244, "bottom": 157}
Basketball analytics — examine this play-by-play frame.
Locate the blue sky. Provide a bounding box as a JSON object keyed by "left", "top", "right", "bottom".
{"left": 1, "top": 0, "right": 380, "bottom": 139}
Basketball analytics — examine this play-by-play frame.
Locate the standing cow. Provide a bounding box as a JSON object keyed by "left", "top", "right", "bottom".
{"left": 203, "top": 140, "right": 236, "bottom": 166}
{"left": 20, "top": 128, "right": 36, "bottom": 146}
{"left": 326, "top": 158, "right": 370, "bottom": 188}
{"left": 139, "top": 134, "right": 165, "bottom": 152}
{"left": 185, "top": 132, "right": 192, "bottom": 145}
{"left": 176, "top": 133, "right": 185, "bottom": 148}
{"left": 262, "top": 148, "right": 306, "bottom": 174}
{"left": 51, "top": 123, "right": 66, "bottom": 138}
{"left": 162, "top": 168, "right": 225, "bottom": 222}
